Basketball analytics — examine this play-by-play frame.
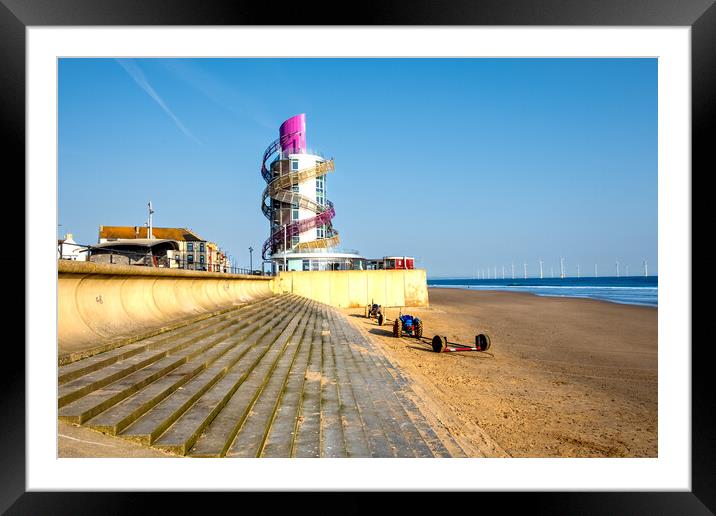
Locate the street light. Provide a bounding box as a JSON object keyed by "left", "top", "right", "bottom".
{"left": 283, "top": 224, "right": 287, "bottom": 272}
{"left": 249, "top": 246, "right": 254, "bottom": 273}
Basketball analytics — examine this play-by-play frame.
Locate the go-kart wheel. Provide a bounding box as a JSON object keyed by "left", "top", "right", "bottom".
{"left": 378, "top": 313, "right": 384, "bottom": 326}
{"left": 415, "top": 319, "right": 423, "bottom": 338}
{"left": 393, "top": 319, "right": 402, "bottom": 338}
{"left": 475, "top": 333, "right": 491, "bottom": 351}
{"left": 432, "top": 335, "right": 447, "bottom": 353}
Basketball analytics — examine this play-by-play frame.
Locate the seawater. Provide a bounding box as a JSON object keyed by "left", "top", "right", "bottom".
{"left": 427, "top": 276, "right": 658, "bottom": 307}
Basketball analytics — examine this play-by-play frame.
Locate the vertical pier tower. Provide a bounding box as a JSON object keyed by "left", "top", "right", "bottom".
{"left": 260, "top": 114, "right": 364, "bottom": 272}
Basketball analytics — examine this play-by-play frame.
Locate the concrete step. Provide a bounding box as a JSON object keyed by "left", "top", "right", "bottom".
{"left": 323, "top": 307, "right": 397, "bottom": 457}
{"left": 191, "top": 301, "right": 315, "bottom": 457}
{"left": 59, "top": 294, "right": 462, "bottom": 458}
{"left": 223, "top": 304, "right": 317, "bottom": 458}
{"left": 290, "top": 305, "right": 326, "bottom": 458}
{"left": 82, "top": 295, "right": 297, "bottom": 435}
{"left": 116, "top": 296, "right": 303, "bottom": 446}
{"left": 341, "top": 318, "right": 465, "bottom": 457}
{"left": 319, "top": 305, "right": 372, "bottom": 458}
{"left": 317, "top": 305, "right": 347, "bottom": 458}
{"left": 57, "top": 296, "right": 290, "bottom": 408}
{"left": 57, "top": 297, "right": 278, "bottom": 385}
{"left": 327, "top": 308, "right": 433, "bottom": 457}
{"left": 334, "top": 313, "right": 463, "bottom": 457}
{"left": 151, "top": 298, "right": 312, "bottom": 455}
{"left": 258, "top": 306, "right": 319, "bottom": 458}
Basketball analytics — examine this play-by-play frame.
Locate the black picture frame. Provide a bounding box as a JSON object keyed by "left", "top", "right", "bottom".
{"left": 3, "top": 0, "right": 708, "bottom": 512}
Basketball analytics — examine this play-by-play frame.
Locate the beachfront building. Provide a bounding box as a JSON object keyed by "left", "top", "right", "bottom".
{"left": 57, "top": 233, "right": 88, "bottom": 261}
{"left": 96, "top": 225, "right": 230, "bottom": 271}
{"left": 365, "top": 256, "right": 415, "bottom": 270}
{"left": 261, "top": 114, "right": 365, "bottom": 272}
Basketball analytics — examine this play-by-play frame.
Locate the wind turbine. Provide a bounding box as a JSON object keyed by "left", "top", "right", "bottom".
{"left": 560, "top": 257, "right": 565, "bottom": 279}
{"left": 539, "top": 258, "right": 544, "bottom": 279}
{"left": 523, "top": 262, "right": 528, "bottom": 279}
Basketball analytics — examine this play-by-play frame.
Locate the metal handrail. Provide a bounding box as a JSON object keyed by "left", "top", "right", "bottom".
{"left": 60, "top": 245, "right": 272, "bottom": 276}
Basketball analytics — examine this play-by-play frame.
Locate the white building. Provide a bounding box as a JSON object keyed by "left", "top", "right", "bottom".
{"left": 58, "top": 233, "right": 87, "bottom": 261}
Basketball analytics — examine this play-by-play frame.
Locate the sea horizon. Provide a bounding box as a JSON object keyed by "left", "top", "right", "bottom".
{"left": 427, "top": 275, "right": 658, "bottom": 307}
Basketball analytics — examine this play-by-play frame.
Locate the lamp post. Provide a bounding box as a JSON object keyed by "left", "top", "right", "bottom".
{"left": 283, "top": 224, "right": 287, "bottom": 272}
{"left": 249, "top": 246, "right": 254, "bottom": 273}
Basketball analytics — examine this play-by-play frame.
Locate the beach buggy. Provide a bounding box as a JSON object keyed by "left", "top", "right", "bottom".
{"left": 392, "top": 314, "right": 423, "bottom": 339}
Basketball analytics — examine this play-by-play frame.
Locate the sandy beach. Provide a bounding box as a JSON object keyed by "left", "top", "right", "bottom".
{"left": 344, "top": 287, "right": 657, "bottom": 458}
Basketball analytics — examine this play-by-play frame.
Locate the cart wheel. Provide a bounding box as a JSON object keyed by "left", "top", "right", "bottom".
{"left": 378, "top": 313, "right": 384, "bottom": 326}
{"left": 393, "top": 319, "right": 402, "bottom": 338}
{"left": 475, "top": 333, "right": 491, "bottom": 351}
{"left": 432, "top": 335, "right": 447, "bottom": 353}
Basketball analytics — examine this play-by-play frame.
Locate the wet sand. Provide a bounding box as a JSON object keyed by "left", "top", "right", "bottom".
{"left": 344, "top": 287, "right": 657, "bottom": 457}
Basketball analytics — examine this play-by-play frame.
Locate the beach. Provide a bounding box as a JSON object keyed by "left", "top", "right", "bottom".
{"left": 344, "top": 287, "right": 657, "bottom": 457}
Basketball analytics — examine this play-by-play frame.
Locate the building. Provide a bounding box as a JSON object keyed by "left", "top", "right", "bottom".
{"left": 366, "top": 256, "right": 415, "bottom": 270}
{"left": 261, "top": 114, "right": 365, "bottom": 272}
{"left": 88, "top": 239, "right": 179, "bottom": 267}
{"left": 57, "top": 233, "right": 88, "bottom": 261}
{"left": 96, "top": 225, "right": 230, "bottom": 271}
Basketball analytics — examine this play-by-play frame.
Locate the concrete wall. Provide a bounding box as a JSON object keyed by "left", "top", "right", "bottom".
{"left": 58, "top": 261, "right": 275, "bottom": 360}
{"left": 275, "top": 269, "right": 429, "bottom": 308}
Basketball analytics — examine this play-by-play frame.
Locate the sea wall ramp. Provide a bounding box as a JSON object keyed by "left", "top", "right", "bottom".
{"left": 58, "top": 261, "right": 275, "bottom": 363}
{"left": 275, "top": 269, "right": 429, "bottom": 308}
{"left": 58, "top": 295, "right": 462, "bottom": 457}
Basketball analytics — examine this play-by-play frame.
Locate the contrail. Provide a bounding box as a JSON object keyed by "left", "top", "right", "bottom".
{"left": 116, "top": 59, "right": 201, "bottom": 144}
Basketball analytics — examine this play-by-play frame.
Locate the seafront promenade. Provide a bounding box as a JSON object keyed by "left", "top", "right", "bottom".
{"left": 58, "top": 293, "right": 467, "bottom": 458}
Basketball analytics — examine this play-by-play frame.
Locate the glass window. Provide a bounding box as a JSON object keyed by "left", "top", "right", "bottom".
{"left": 291, "top": 236, "right": 299, "bottom": 247}
{"left": 200, "top": 243, "right": 205, "bottom": 252}
{"left": 200, "top": 254, "right": 205, "bottom": 263}
{"left": 292, "top": 184, "right": 299, "bottom": 193}
{"left": 292, "top": 209, "right": 299, "bottom": 220}
{"left": 187, "top": 242, "right": 194, "bottom": 252}
{"left": 291, "top": 160, "right": 299, "bottom": 170}
{"left": 187, "top": 254, "right": 194, "bottom": 262}
{"left": 303, "top": 260, "right": 310, "bottom": 271}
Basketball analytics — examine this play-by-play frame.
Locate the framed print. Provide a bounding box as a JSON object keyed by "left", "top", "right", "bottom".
{"left": 3, "top": 0, "right": 710, "bottom": 512}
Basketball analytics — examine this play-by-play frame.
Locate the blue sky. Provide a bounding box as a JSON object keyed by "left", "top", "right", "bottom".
{"left": 58, "top": 58, "right": 657, "bottom": 277}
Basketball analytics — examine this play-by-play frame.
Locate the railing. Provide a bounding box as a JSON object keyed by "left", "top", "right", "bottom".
{"left": 60, "top": 246, "right": 273, "bottom": 276}
{"left": 280, "top": 247, "right": 361, "bottom": 256}
{"left": 273, "top": 148, "right": 330, "bottom": 161}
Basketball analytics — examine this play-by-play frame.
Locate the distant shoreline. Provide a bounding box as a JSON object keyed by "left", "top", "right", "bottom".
{"left": 426, "top": 276, "right": 658, "bottom": 308}
{"left": 428, "top": 285, "right": 658, "bottom": 308}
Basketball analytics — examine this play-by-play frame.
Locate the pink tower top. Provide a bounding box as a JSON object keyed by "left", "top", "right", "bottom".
{"left": 279, "top": 113, "right": 306, "bottom": 153}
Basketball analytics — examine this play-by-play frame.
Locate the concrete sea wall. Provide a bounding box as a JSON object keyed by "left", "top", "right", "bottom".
{"left": 275, "top": 269, "right": 429, "bottom": 308}
{"left": 58, "top": 261, "right": 275, "bottom": 361}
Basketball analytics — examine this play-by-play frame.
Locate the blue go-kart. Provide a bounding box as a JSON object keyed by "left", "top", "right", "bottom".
{"left": 392, "top": 314, "right": 423, "bottom": 339}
